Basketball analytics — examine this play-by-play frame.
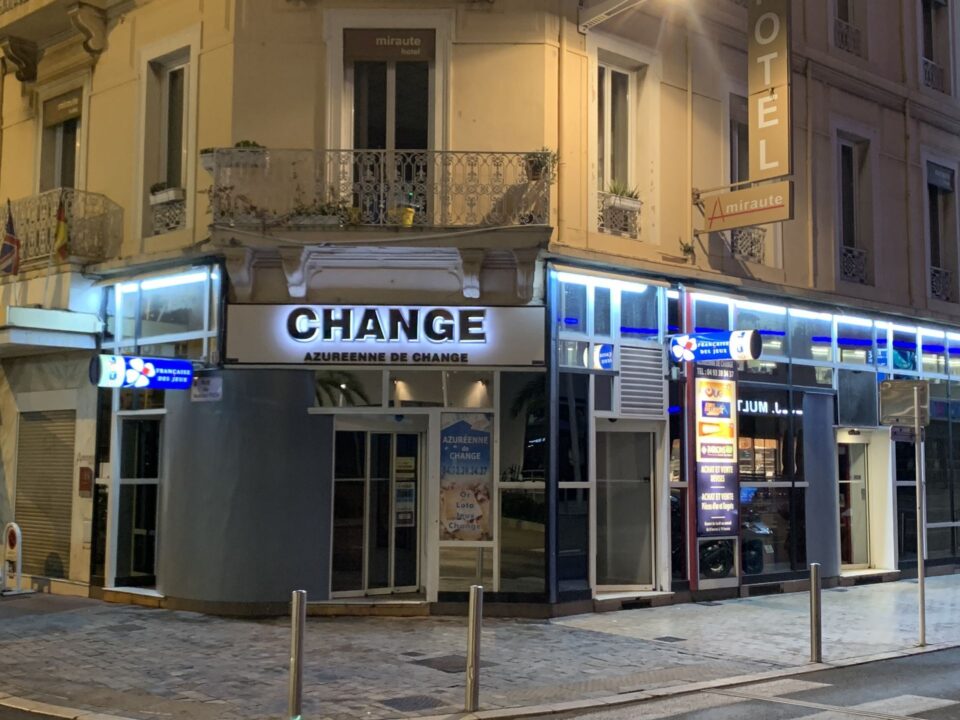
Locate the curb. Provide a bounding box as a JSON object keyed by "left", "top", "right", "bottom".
{"left": 409, "top": 639, "right": 960, "bottom": 720}
{"left": 1, "top": 641, "right": 958, "bottom": 720}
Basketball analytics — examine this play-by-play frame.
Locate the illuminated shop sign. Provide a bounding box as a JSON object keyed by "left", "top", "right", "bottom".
{"left": 90, "top": 355, "right": 194, "bottom": 390}
{"left": 225, "top": 304, "right": 546, "bottom": 366}
{"left": 670, "top": 330, "right": 762, "bottom": 363}
{"left": 695, "top": 363, "right": 739, "bottom": 537}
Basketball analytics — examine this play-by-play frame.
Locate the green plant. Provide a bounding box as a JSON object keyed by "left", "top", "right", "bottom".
{"left": 233, "top": 140, "right": 263, "bottom": 149}
{"left": 605, "top": 179, "right": 640, "bottom": 199}
{"left": 200, "top": 147, "right": 215, "bottom": 155}
{"left": 524, "top": 146, "right": 559, "bottom": 181}
{"left": 149, "top": 181, "right": 169, "bottom": 194}
{"left": 679, "top": 237, "right": 696, "bottom": 258}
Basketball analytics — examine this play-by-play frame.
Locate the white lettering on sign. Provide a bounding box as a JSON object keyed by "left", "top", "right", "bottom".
{"left": 748, "top": 0, "right": 791, "bottom": 182}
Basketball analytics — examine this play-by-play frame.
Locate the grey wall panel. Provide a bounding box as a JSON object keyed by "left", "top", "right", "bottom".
{"left": 158, "top": 370, "right": 333, "bottom": 603}
{"left": 802, "top": 391, "right": 840, "bottom": 578}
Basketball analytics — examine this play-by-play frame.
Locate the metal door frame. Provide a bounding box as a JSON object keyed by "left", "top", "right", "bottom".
{"left": 838, "top": 439, "right": 871, "bottom": 569}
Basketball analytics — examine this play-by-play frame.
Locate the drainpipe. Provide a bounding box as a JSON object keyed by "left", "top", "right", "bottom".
{"left": 686, "top": 25, "right": 693, "bottom": 254}
{"left": 806, "top": 60, "right": 815, "bottom": 289}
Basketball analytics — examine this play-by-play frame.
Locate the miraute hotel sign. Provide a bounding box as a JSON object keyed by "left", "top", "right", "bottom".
{"left": 225, "top": 305, "right": 546, "bottom": 366}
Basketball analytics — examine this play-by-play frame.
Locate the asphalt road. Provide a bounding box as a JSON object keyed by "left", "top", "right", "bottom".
{"left": 540, "top": 647, "right": 960, "bottom": 719}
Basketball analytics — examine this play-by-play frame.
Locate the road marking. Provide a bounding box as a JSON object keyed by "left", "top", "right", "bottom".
{"left": 708, "top": 689, "right": 958, "bottom": 719}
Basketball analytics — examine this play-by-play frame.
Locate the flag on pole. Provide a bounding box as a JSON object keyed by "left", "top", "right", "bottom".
{"left": 0, "top": 200, "right": 20, "bottom": 275}
{"left": 53, "top": 193, "right": 69, "bottom": 261}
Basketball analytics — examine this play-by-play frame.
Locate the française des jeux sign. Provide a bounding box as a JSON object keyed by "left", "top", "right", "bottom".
{"left": 225, "top": 304, "right": 546, "bottom": 367}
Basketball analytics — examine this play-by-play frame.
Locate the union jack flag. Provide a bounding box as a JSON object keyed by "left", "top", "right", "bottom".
{"left": 0, "top": 200, "right": 20, "bottom": 275}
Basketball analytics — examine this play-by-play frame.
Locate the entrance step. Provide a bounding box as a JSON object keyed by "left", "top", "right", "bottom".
{"left": 839, "top": 569, "right": 901, "bottom": 586}
{"left": 594, "top": 591, "right": 674, "bottom": 612}
{"left": 308, "top": 598, "right": 430, "bottom": 617}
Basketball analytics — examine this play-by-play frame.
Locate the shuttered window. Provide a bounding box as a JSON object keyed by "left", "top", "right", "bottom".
{"left": 15, "top": 410, "right": 75, "bottom": 579}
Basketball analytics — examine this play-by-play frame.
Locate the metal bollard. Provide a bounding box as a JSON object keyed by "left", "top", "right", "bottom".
{"left": 809, "top": 563, "right": 822, "bottom": 663}
{"left": 465, "top": 584, "right": 483, "bottom": 713}
{"left": 288, "top": 590, "right": 307, "bottom": 720}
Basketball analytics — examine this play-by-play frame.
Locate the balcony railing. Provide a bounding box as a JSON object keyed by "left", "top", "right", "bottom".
{"left": 730, "top": 226, "right": 766, "bottom": 264}
{"left": 0, "top": 0, "right": 29, "bottom": 12}
{"left": 0, "top": 188, "right": 122, "bottom": 268}
{"left": 923, "top": 58, "right": 947, "bottom": 93}
{"left": 931, "top": 266, "right": 953, "bottom": 302}
{"left": 834, "top": 18, "right": 862, "bottom": 56}
{"left": 840, "top": 245, "right": 868, "bottom": 284}
{"left": 597, "top": 191, "right": 641, "bottom": 239}
{"left": 206, "top": 148, "right": 552, "bottom": 231}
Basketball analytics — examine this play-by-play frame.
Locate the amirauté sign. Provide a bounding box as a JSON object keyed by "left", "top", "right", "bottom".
{"left": 704, "top": 180, "right": 792, "bottom": 232}
{"left": 748, "top": 0, "right": 792, "bottom": 181}
{"left": 225, "top": 304, "right": 546, "bottom": 367}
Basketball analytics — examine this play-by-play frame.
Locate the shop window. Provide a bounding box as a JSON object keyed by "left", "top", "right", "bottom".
{"left": 693, "top": 296, "right": 730, "bottom": 333}
{"left": 925, "top": 418, "right": 951, "bottom": 523}
{"left": 668, "top": 382, "right": 684, "bottom": 483}
{"left": 558, "top": 281, "right": 588, "bottom": 333}
{"left": 667, "top": 291, "right": 681, "bottom": 335}
{"left": 922, "top": 331, "right": 948, "bottom": 374}
{"left": 698, "top": 538, "right": 736, "bottom": 581}
{"left": 445, "top": 371, "right": 493, "bottom": 408}
{"left": 620, "top": 286, "right": 658, "bottom": 341}
{"left": 558, "top": 487, "right": 590, "bottom": 591}
{"left": 314, "top": 370, "right": 382, "bottom": 408}
{"left": 670, "top": 488, "right": 686, "bottom": 581}
{"left": 738, "top": 359, "right": 788, "bottom": 384}
{"left": 740, "top": 486, "right": 792, "bottom": 576}
{"left": 594, "top": 374, "right": 613, "bottom": 412}
{"left": 792, "top": 365, "right": 834, "bottom": 388}
{"left": 734, "top": 301, "right": 787, "bottom": 357}
{"left": 594, "top": 286, "right": 612, "bottom": 336}
{"left": 499, "top": 372, "right": 546, "bottom": 482}
{"left": 139, "top": 276, "right": 206, "bottom": 337}
{"left": 390, "top": 371, "right": 443, "bottom": 407}
{"left": 558, "top": 340, "right": 590, "bottom": 368}
{"left": 499, "top": 488, "right": 546, "bottom": 594}
{"left": 928, "top": 527, "right": 954, "bottom": 559}
{"left": 39, "top": 88, "right": 82, "bottom": 191}
{"left": 927, "top": 161, "right": 958, "bottom": 301}
{"left": 558, "top": 373, "right": 590, "bottom": 483}
{"left": 119, "top": 388, "right": 165, "bottom": 411}
{"left": 789, "top": 309, "right": 833, "bottom": 362}
{"left": 836, "top": 318, "right": 874, "bottom": 365}
{"left": 334, "top": 431, "right": 366, "bottom": 479}
{"left": 897, "top": 485, "right": 917, "bottom": 563}
{"left": 892, "top": 327, "right": 919, "bottom": 371}
{"left": 737, "top": 387, "right": 791, "bottom": 481}
{"left": 792, "top": 392, "right": 806, "bottom": 481}
{"left": 439, "top": 547, "right": 493, "bottom": 593}
{"left": 837, "top": 369, "right": 878, "bottom": 426}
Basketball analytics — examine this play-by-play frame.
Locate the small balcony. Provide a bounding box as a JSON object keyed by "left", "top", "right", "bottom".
{"left": 833, "top": 18, "right": 862, "bottom": 56}
{"left": 0, "top": 188, "right": 122, "bottom": 270}
{"left": 840, "top": 245, "right": 868, "bottom": 284}
{"left": 923, "top": 58, "right": 947, "bottom": 93}
{"left": 730, "top": 226, "right": 766, "bottom": 264}
{"left": 931, "top": 266, "right": 953, "bottom": 302}
{"left": 597, "top": 191, "right": 641, "bottom": 239}
{"left": 205, "top": 148, "right": 551, "bottom": 233}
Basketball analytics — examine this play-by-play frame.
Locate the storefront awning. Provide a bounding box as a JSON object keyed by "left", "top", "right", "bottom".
{"left": 0, "top": 306, "right": 101, "bottom": 357}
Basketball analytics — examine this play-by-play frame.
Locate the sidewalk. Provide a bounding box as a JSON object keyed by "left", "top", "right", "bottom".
{"left": 1, "top": 576, "right": 959, "bottom": 720}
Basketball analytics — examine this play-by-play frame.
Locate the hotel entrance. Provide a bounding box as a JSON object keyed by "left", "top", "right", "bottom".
{"left": 331, "top": 417, "right": 427, "bottom": 596}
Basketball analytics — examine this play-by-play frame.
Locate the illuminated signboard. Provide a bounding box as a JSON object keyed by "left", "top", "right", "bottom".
{"left": 695, "top": 363, "right": 739, "bottom": 537}
{"left": 224, "top": 304, "right": 546, "bottom": 366}
{"left": 90, "top": 355, "right": 194, "bottom": 390}
{"left": 670, "top": 330, "right": 762, "bottom": 363}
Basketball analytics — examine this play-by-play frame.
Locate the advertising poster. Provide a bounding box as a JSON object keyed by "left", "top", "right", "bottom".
{"left": 439, "top": 413, "right": 493, "bottom": 541}
{"left": 695, "top": 364, "right": 739, "bottom": 536}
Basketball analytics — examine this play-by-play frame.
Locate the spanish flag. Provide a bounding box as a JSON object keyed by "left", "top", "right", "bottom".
{"left": 53, "top": 192, "right": 69, "bottom": 261}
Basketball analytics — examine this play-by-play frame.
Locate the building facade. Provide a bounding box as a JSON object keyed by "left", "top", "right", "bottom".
{"left": 1, "top": 0, "right": 960, "bottom": 612}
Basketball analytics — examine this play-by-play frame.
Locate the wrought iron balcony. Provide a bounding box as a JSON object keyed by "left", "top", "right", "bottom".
{"left": 931, "top": 266, "right": 953, "bottom": 302}
{"left": 597, "top": 191, "right": 641, "bottom": 239}
{"left": 205, "top": 148, "right": 552, "bottom": 232}
{"left": 840, "top": 245, "right": 868, "bottom": 284}
{"left": 0, "top": 188, "right": 122, "bottom": 269}
{"left": 923, "top": 58, "right": 947, "bottom": 93}
{"left": 834, "top": 18, "right": 862, "bottom": 56}
{"left": 0, "top": 0, "right": 30, "bottom": 12}
{"left": 730, "top": 226, "right": 766, "bottom": 264}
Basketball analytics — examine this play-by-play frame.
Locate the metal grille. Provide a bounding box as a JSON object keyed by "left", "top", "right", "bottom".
{"left": 931, "top": 266, "right": 953, "bottom": 302}
{"left": 923, "top": 58, "right": 946, "bottom": 92}
{"left": 730, "top": 226, "right": 766, "bottom": 264}
{"left": 619, "top": 345, "right": 666, "bottom": 418}
{"left": 597, "top": 191, "right": 641, "bottom": 239}
{"left": 0, "top": 188, "right": 122, "bottom": 268}
{"left": 840, "top": 245, "right": 868, "bottom": 284}
{"left": 14, "top": 410, "right": 76, "bottom": 579}
{"left": 208, "top": 149, "right": 551, "bottom": 230}
{"left": 151, "top": 199, "right": 187, "bottom": 235}
{"left": 834, "top": 18, "right": 862, "bottom": 56}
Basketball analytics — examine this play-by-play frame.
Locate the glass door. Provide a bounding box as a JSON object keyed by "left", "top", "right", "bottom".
{"left": 331, "top": 429, "right": 421, "bottom": 595}
{"left": 596, "top": 431, "right": 655, "bottom": 588}
{"left": 839, "top": 442, "right": 870, "bottom": 567}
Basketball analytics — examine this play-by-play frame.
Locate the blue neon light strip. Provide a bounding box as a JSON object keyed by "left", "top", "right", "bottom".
{"left": 667, "top": 405, "right": 682, "bottom": 414}
{"left": 836, "top": 337, "right": 873, "bottom": 347}
{"left": 757, "top": 330, "right": 787, "bottom": 336}
{"left": 694, "top": 326, "right": 726, "bottom": 333}
{"left": 621, "top": 326, "right": 658, "bottom": 335}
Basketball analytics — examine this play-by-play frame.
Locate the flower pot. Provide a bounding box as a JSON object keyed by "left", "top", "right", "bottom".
{"left": 525, "top": 157, "right": 547, "bottom": 182}
{"left": 608, "top": 195, "right": 642, "bottom": 212}
{"left": 149, "top": 187, "right": 186, "bottom": 206}
{"left": 200, "top": 152, "right": 215, "bottom": 174}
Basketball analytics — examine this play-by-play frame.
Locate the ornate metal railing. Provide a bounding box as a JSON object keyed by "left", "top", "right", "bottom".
{"left": 0, "top": 188, "right": 122, "bottom": 268}
{"left": 834, "top": 18, "right": 862, "bottom": 56}
{"left": 923, "top": 58, "right": 946, "bottom": 92}
{"left": 840, "top": 245, "right": 868, "bottom": 284}
{"left": 151, "top": 199, "right": 186, "bottom": 235}
{"left": 597, "top": 191, "right": 641, "bottom": 239}
{"left": 931, "top": 266, "right": 953, "bottom": 302}
{"left": 205, "top": 148, "right": 552, "bottom": 230}
{"left": 730, "top": 226, "right": 766, "bottom": 264}
{"left": 0, "top": 0, "right": 30, "bottom": 12}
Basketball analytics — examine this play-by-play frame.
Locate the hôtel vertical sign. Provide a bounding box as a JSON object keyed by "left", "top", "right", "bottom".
{"left": 748, "top": 0, "right": 792, "bottom": 181}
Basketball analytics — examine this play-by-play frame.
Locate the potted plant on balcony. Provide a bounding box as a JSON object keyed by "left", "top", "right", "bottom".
{"left": 524, "top": 147, "right": 558, "bottom": 182}
{"left": 600, "top": 179, "right": 642, "bottom": 237}
{"left": 148, "top": 181, "right": 185, "bottom": 206}
{"left": 201, "top": 140, "right": 267, "bottom": 174}
{"left": 603, "top": 179, "right": 642, "bottom": 210}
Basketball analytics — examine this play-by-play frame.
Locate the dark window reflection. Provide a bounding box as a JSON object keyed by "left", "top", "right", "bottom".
{"left": 671, "top": 489, "right": 686, "bottom": 581}
{"left": 558, "top": 487, "right": 589, "bottom": 591}
{"left": 558, "top": 373, "right": 589, "bottom": 483}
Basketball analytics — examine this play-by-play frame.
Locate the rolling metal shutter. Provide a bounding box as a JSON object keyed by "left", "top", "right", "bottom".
{"left": 14, "top": 410, "right": 75, "bottom": 579}
{"left": 619, "top": 344, "right": 667, "bottom": 418}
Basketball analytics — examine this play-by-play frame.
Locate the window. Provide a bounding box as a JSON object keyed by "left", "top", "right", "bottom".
{"left": 921, "top": 0, "right": 950, "bottom": 92}
{"left": 161, "top": 64, "right": 187, "bottom": 190}
{"left": 597, "top": 63, "right": 631, "bottom": 192}
{"left": 837, "top": 0, "right": 852, "bottom": 22}
{"left": 729, "top": 95, "right": 749, "bottom": 185}
{"left": 39, "top": 88, "right": 82, "bottom": 192}
{"left": 833, "top": 0, "right": 864, "bottom": 56}
{"left": 927, "top": 161, "right": 958, "bottom": 302}
{"left": 837, "top": 134, "right": 872, "bottom": 284}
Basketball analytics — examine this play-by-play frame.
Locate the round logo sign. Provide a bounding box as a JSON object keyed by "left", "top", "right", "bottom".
{"left": 6, "top": 527, "right": 16, "bottom": 550}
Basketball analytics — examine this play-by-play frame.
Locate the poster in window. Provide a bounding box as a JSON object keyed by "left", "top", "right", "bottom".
{"left": 439, "top": 413, "right": 493, "bottom": 541}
